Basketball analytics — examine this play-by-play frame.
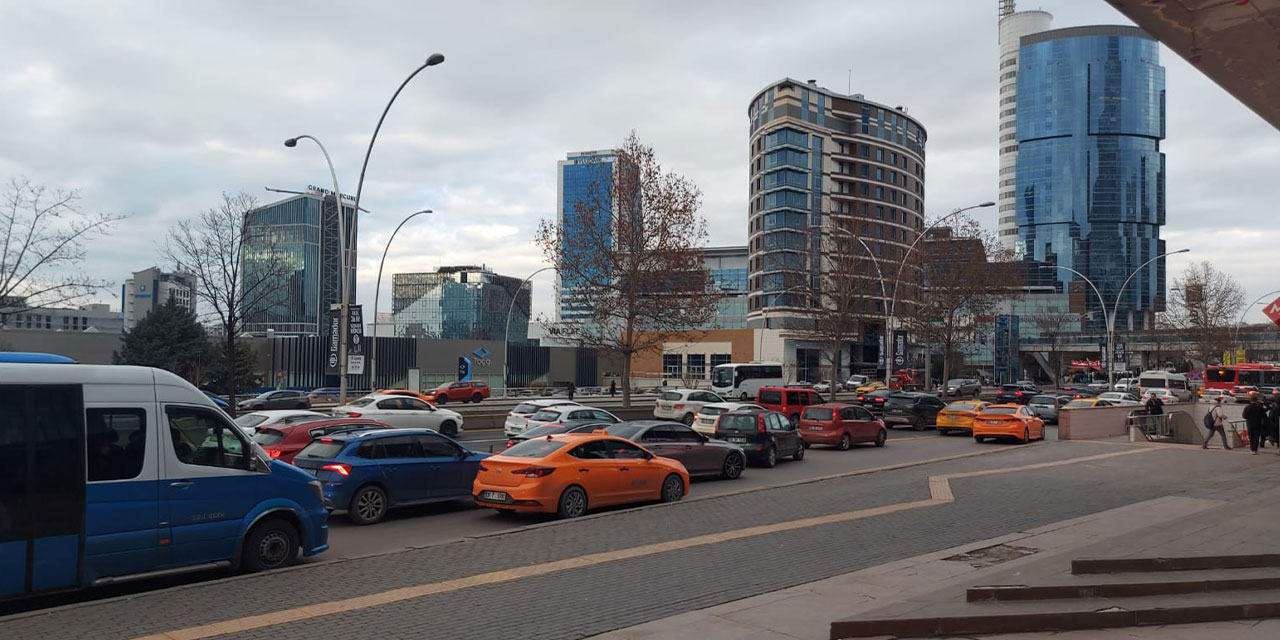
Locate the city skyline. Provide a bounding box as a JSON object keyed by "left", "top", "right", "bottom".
{"left": 1, "top": 1, "right": 1276, "bottom": 327}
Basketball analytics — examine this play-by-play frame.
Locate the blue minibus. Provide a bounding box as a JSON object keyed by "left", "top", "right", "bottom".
{"left": 0, "top": 361, "right": 328, "bottom": 598}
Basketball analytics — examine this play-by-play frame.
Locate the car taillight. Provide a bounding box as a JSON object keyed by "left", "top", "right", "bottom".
{"left": 319, "top": 438, "right": 334, "bottom": 443}
{"left": 876, "top": 398, "right": 885, "bottom": 403}
{"left": 674, "top": 404, "right": 685, "bottom": 410}
{"left": 1074, "top": 394, "right": 1083, "bottom": 399}
{"left": 322, "top": 463, "right": 351, "bottom": 476}
{"left": 505, "top": 440, "right": 515, "bottom": 448}
{"left": 512, "top": 466, "right": 555, "bottom": 478}
{"left": 347, "top": 412, "right": 362, "bottom": 418}
{"left": 267, "top": 449, "right": 281, "bottom": 458}
{"left": 758, "top": 416, "right": 767, "bottom": 433}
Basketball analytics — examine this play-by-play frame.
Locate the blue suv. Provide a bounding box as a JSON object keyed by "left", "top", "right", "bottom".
{"left": 293, "top": 428, "right": 489, "bottom": 525}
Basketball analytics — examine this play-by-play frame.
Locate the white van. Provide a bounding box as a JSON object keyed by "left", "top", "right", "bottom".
{"left": 0, "top": 361, "right": 329, "bottom": 599}
{"left": 1134, "top": 370, "right": 1193, "bottom": 401}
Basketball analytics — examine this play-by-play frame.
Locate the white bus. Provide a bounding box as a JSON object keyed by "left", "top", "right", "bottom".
{"left": 1135, "top": 370, "right": 1193, "bottom": 401}
{"left": 711, "top": 362, "right": 784, "bottom": 400}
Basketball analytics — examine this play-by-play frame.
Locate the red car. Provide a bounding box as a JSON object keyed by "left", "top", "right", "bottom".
{"left": 423, "top": 381, "right": 491, "bottom": 405}
{"left": 756, "top": 386, "right": 825, "bottom": 426}
{"left": 798, "top": 403, "right": 887, "bottom": 450}
{"left": 252, "top": 418, "right": 389, "bottom": 463}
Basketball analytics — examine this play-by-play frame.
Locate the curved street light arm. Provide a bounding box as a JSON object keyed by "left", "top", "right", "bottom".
{"left": 368, "top": 209, "right": 432, "bottom": 387}
{"left": 503, "top": 266, "right": 556, "bottom": 395}
{"left": 1231, "top": 289, "right": 1280, "bottom": 365}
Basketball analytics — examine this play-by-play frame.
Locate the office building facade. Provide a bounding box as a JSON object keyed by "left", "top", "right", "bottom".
{"left": 556, "top": 150, "right": 617, "bottom": 323}
{"left": 1015, "top": 25, "right": 1167, "bottom": 333}
{"left": 1, "top": 300, "right": 123, "bottom": 333}
{"left": 702, "top": 245, "right": 749, "bottom": 330}
{"left": 122, "top": 267, "right": 197, "bottom": 329}
{"left": 242, "top": 191, "right": 357, "bottom": 336}
{"left": 746, "top": 78, "right": 927, "bottom": 366}
{"left": 997, "top": 0, "right": 1053, "bottom": 252}
{"left": 392, "top": 266, "right": 530, "bottom": 342}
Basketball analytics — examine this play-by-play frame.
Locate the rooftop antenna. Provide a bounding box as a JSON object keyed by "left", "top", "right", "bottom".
{"left": 847, "top": 69, "right": 851, "bottom": 94}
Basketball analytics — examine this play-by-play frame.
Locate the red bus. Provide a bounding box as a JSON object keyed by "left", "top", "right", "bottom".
{"left": 1204, "top": 363, "right": 1280, "bottom": 390}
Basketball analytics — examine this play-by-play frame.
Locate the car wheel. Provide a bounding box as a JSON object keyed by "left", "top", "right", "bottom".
{"left": 682, "top": 413, "right": 695, "bottom": 426}
{"left": 241, "top": 517, "right": 299, "bottom": 572}
{"left": 975, "top": 436, "right": 985, "bottom": 444}
{"left": 1022, "top": 427, "right": 1030, "bottom": 444}
{"left": 494, "top": 508, "right": 518, "bottom": 517}
{"left": 792, "top": 442, "right": 805, "bottom": 461}
{"left": 912, "top": 416, "right": 925, "bottom": 432}
{"left": 439, "top": 421, "right": 458, "bottom": 437}
{"left": 938, "top": 428, "right": 950, "bottom": 436}
{"left": 435, "top": 395, "right": 447, "bottom": 405}
{"left": 789, "top": 413, "right": 800, "bottom": 427}
{"left": 660, "top": 474, "right": 685, "bottom": 502}
{"left": 348, "top": 485, "right": 388, "bottom": 525}
{"left": 295, "top": 402, "right": 307, "bottom": 409}
{"left": 471, "top": 393, "right": 483, "bottom": 403}
{"left": 838, "top": 433, "right": 852, "bottom": 451}
{"left": 874, "top": 429, "right": 887, "bottom": 447}
{"left": 739, "top": 392, "right": 749, "bottom": 401}
{"left": 557, "top": 486, "right": 588, "bottom": 518}
{"left": 721, "top": 452, "right": 745, "bottom": 479}
{"left": 762, "top": 445, "right": 777, "bottom": 468}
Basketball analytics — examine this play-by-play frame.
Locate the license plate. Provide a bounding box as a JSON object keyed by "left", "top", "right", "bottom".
{"left": 808, "top": 426, "right": 823, "bottom": 431}
{"left": 727, "top": 437, "right": 747, "bottom": 443}
{"left": 480, "top": 491, "right": 509, "bottom": 502}
{"left": 986, "top": 420, "right": 1004, "bottom": 425}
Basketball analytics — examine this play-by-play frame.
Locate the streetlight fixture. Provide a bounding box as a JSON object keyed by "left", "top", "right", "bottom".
{"left": 883, "top": 201, "right": 995, "bottom": 388}
{"left": 1040, "top": 248, "right": 1189, "bottom": 386}
{"left": 282, "top": 134, "right": 354, "bottom": 404}
{"left": 369, "top": 209, "right": 433, "bottom": 388}
{"left": 502, "top": 266, "right": 555, "bottom": 396}
{"left": 282, "top": 52, "right": 445, "bottom": 404}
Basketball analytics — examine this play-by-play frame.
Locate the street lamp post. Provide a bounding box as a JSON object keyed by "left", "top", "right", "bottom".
{"left": 369, "top": 209, "right": 433, "bottom": 389}
{"left": 502, "top": 266, "right": 555, "bottom": 396}
{"left": 817, "top": 225, "right": 890, "bottom": 383}
{"left": 884, "top": 201, "right": 995, "bottom": 388}
{"left": 1231, "top": 289, "right": 1280, "bottom": 365}
{"left": 282, "top": 134, "right": 351, "bottom": 404}
{"left": 284, "top": 53, "right": 444, "bottom": 406}
{"left": 1041, "top": 248, "right": 1188, "bottom": 387}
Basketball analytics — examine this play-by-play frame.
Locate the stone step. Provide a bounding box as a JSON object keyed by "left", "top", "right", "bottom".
{"left": 1073, "top": 553, "right": 1280, "bottom": 574}
{"left": 968, "top": 571, "right": 1280, "bottom": 602}
{"left": 830, "top": 587, "right": 1280, "bottom": 638}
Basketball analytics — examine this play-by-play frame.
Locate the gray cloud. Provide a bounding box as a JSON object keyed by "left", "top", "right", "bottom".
{"left": 0, "top": 0, "right": 1276, "bottom": 325}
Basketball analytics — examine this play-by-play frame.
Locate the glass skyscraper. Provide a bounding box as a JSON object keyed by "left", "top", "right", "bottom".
{"left": 556, "top": 150, "right": 615, "bottom": 323}
{"left": 392, "top": 266, "right": 529, "bottom": 342}
{"left": 243, "top": 192, "right": 357, "bottom": 336}
{"left": 1015, "top": 25, "right": 1166, "bottom": 333}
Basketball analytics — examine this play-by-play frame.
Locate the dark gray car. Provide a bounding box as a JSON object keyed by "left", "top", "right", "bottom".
{"left": 1027, "top": 394, "right": 1062, "bottom": 424}
{"left": 944, "top": 379, "right": 982, "bottom": 398}
{"left": 605, "top": 420, "right": 746, "bottom": 479}
{"left": 237, "top": 389, "right": 310, "bottom": 411}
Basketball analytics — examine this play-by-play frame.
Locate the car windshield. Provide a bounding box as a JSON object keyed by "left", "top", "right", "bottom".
{"left": 717, "top": 415, "right": 758, "bottom": 430}
{"left": 660, "top": 392, "right": 683, "bottom": 401}
{"left": 513, "top": 402, "right": 548, "bottom": 414}
{"left": 983, "top": 407, "right": 1019, "bottom": 415}
{"left": 699, "top": 406, "right": 729, "bottom": 416}
{"left": 346, "top": 398, "right": 375, "bottom": 408}
{"left": 296, "top": 440, "right": 345, "bottom": 459}
{"left": 1001, "top": 385, "right": 1023, "bottom": 391}
{"left": 1065, "top": 400, "right": 1095, "bottom": 408}
{"left": 1030, "top": 396, "right": 1056, "bottom": 404}
{"left": 253, "top": 429, "right": 287, "bottom": 446}
{"left": 802, "top": 407, "right": 833, "bottom": 420}
{"left": 529, "top": 409, "right": 561, "bottom": 422}
{"left": 1139, "top": 378, "right": 1166, "bottom": 388}
{"left": 848, "top": 376, "right": 867, "bottom": 385}
{"left": 520, "top": 424, "right": 569, "bottom": 438}
{"left": 947, "top": 380, "right": 965, "bottom": 386}
{"left": 501, "top": 439, "right": 569, "bottom": 458}
{"left": 946, "top": 402, "right": 980, "bottom": 411}
{"left": 603, "top": 424, "right": 646, "bottom": 439}
{"left": 234, "top": 413, "right": 269, "bottom": 429}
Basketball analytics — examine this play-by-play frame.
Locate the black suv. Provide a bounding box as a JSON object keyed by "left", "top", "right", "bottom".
{"left": 857, "top": 389, "right": 897, "bottom": 414}
{"left": 995, "top": 384, "right": 1041, "bottom": 405}
{"left": 713, "top": 409, "right": 805, "bottom": 468}
{"left": 882, "top": 393, "right": 946, "bottom": 430}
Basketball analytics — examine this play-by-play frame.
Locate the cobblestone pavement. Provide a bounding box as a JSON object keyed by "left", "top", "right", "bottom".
{"left": 0, "top": 440, "right": 1270, "bottom": 640}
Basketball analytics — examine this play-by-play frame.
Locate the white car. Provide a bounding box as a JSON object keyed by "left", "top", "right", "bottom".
{"left": 845, "top": 375, "right": 870, "bottom": 390}
{"left": 1113, "top": 378, "right": 1137, "bottom": 392}
{"left": 1097, "top": 391, "right": 1142, "bottom": 406}
{"left": 813, "top": 380, "right": 836, "bottom": 393}
{"left": 233, "top": 409, "right": 328, "bottom": 433}
{"left": 692, "top": 402, "right": 765, "bottom": 435}
{"left": 522, "top": 405, "right": 620, "bottom": 431}
{"left": 331, "top": 393, "right": 464, "bottom": 436}
{"left": 1140, "top": 388, "right": 1178, "bottom": 404}
{"left": 504, "top": 399, "right": 581, "bottom": 437}
{"left": 653, "top": 389, "right": 726, "bottom": 425}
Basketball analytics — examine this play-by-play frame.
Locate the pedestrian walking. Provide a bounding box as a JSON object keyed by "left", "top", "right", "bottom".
{"left": 1203, "top": 396, "right": 1232, "bottom": 450}
{"left": 567, "top": 381, "right": 576, "bottom": 402}
{"left": 1243, "top": 394, "right": 1267, "bottom": 454}
{"left": 609, "top": 380, "right": 616, "bottom": 397}
{"left": 1267, "top": 398, "right": 1280, "bottom": 450}
{"left": 1145, "top": 393, "right": 1164, "bottom": 416}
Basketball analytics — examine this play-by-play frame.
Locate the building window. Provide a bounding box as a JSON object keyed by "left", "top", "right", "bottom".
{"left": 687, "top": 354, "right": 706, "bottom": 380}
{"left": 662, "top": 354, "right": 682, "bottom": 379}
{"left": 710, "top": 354, "right": 732, "bottom": 370}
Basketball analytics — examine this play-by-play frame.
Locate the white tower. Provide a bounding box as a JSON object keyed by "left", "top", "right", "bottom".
{"left": 996, "top": 1, "right": 1052, "bottom": 254}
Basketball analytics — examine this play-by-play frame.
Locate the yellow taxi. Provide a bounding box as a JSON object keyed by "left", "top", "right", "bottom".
{"left": 1061, "top": 398, "right": 1115, "bottom": 409}
{"left": 936, "top": 401, "right": 989, "bottom": 436}
{"left": 853, "top": 380, "right": 887, "bottom": 394}
{"left": 972, "top": 404, "right": 1045, "bottom": 444}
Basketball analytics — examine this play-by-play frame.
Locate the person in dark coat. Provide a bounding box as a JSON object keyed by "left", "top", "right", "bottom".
{"left": 1243, "top": 394, "right": 1268, "bottom": 455}
{"left": 1267, "top": 398, "right": 1280, "bottom": 450}
{"left": 1145, "top": 394, "right": 1164, "bottom": 416}
{"left": 609, "top": 380, "right": 616, "bottom": 397}
{"left": 567, "top": 381, "right": 576, "bottom": 401}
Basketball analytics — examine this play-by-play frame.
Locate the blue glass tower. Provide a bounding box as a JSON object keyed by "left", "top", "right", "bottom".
{"left": 1015, "top": 26, "right": 1166, "bottom": 333}
{"left": 556, "top": 151, "right": 615, "bottom": 322}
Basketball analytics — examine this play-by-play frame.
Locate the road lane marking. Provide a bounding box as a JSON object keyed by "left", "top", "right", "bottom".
{"left": 129, "top": 446, "right": 1155, "bottom": 640}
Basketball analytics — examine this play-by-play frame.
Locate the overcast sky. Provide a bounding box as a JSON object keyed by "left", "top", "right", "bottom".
{"left": 1, "top": 0, "right": 1277, "bottom": 326}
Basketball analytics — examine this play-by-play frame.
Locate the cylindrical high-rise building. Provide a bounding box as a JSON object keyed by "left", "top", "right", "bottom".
{"left": 997, "top": 1, "right": 1052, "bottom": 254}
{"left": 747, "top": 78, "right": 926, "bottom": 374}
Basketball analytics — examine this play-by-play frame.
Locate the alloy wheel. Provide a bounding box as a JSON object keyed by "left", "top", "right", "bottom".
{"left": 661, "top": 475, "right": 684, "bottom": 502}
{"left": 838, "top": 433, "right": 852, "bottom": 451}
{"left": 722, "top": 453, "right": 744, "bottom": 479}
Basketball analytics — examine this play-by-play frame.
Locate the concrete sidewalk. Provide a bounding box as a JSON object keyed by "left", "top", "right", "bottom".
{"left": 593, "top": 461, "right": 1280, "bottom": 640}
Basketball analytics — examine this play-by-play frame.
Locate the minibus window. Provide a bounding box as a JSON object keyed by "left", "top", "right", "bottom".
{"left": 86, "top": 408, "right": 146, "bottom": 481}
{"left": 167, "top": 406, "right": 251, "bottom": 470}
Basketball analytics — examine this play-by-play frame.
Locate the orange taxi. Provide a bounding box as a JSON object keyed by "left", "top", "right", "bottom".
{"left": 936, "top": 401, "right": 989, "bottom": 436}
{"left": 972, "top": 403, "right": 1045, "bottom": 444}
{"left": 473, "top": 433, "right": 690, "bottom": 519}
{"left": 375, "top": 388, "right": 437, "bottom": 404}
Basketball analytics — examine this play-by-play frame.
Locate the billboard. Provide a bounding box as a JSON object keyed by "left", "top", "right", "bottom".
{"left": 325, "top": 305, "right": 365, "bottom": 375}
{"left": 891, "top": 330, "right": 908, "bottom": 368}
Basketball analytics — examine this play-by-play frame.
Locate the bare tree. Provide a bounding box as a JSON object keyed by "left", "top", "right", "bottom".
{"left": 1165, "top": 261, "right": 1245, "bottom": 366}
{"left": 1031, "top": 307, "right": 1079, "bottom": 386}
{"left": 809, "top": 222, "right": 881, "bottom": 387}
{"left": 0, "top": 177, "right": 122, "bottom": 324}
{"left": 163, "top": 192, "right": 288, "bottom": 410}
{"left": 904, "top": 216, "right": 1020, "bottom": 388}
{"left": 535, "top": 132, "right": 720, "bottom": 407}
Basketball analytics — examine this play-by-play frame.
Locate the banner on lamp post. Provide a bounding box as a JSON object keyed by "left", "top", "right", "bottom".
{"left": 892, "top": 330, "right": 908, "bottom": 369}
{"left": 347, "top": 305, "right": 364, "bottom": 375}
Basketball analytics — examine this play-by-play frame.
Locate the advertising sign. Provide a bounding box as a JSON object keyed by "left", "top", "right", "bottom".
{"left": 892, "top": 330, "right": 908, "bottom": 368}
{"left": 1264, "top": 295, "right": 1280, "bottom": 328}
{"left": 324, "top": 305, "right": 365, "bottom": 375}
{"left": 877, "top": 335, "right": 886, "bottom": 367}
{"left": 325, "top": 309, "right": 341, "bottom": 375}
{"left": 457, "top": 357, "right": 472, "bottom": 382}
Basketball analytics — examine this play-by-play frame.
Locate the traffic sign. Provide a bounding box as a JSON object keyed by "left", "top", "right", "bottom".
{"left": 1264, "top": 295, "right": 1280, "bottom": 328}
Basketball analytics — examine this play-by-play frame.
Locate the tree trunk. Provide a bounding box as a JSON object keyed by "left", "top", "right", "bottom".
{"left": 226, "top": 333, "right": 238, "bottom": 416}
{"left": 621, "top": 319, "right": 635, "bottom": 409}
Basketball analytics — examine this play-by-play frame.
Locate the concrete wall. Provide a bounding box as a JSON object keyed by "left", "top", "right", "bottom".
{"left": 0, "top": 330, "right": 122, "bottom": 364}
{"left": 1059, "top": 401, "right": 1247, "bottom": 441}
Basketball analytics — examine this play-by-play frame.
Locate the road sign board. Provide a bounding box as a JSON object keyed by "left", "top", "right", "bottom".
{"left": 1265, "top": 296, "right": 1280, "bottom": 328}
